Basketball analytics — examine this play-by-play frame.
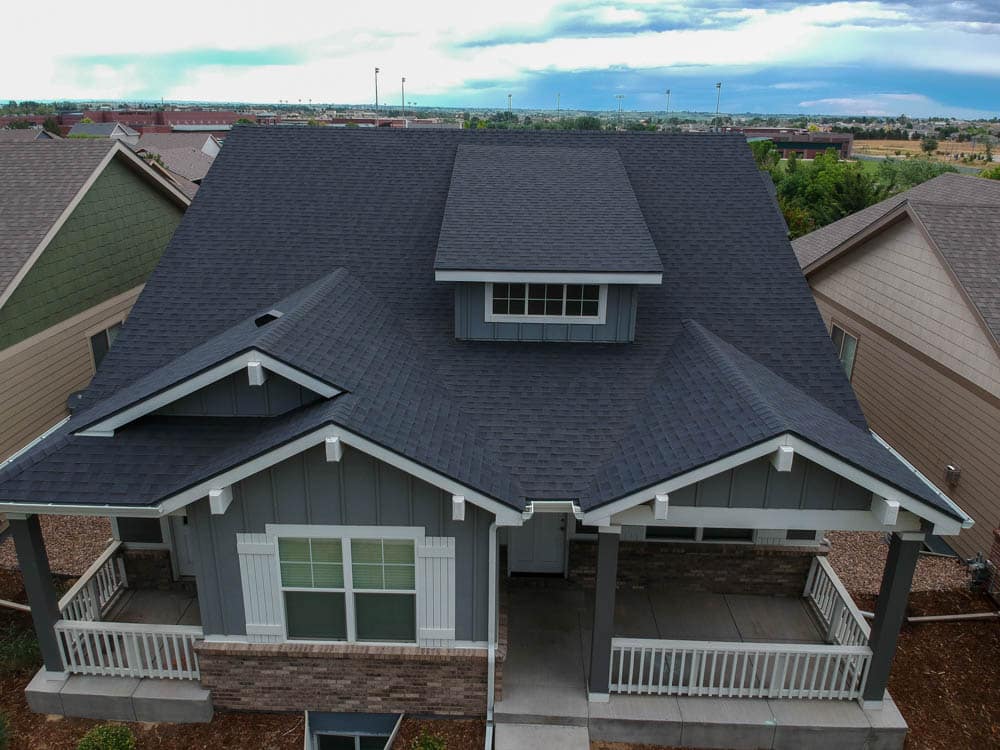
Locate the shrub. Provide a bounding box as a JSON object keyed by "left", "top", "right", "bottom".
{"left": 77, "top": 724, "right": 136, "bottom": 750}
{"left": 0, "top": 623, "right": 41, "bottom": 674}
{"left": 411, "top": 728, "right": 446, "bottom": 750}
{"left": 0, "top": 711, "right": 9, "bottom": 750}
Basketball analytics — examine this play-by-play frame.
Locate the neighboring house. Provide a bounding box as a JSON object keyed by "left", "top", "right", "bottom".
{"left": 68, "top": 122, "right": 140, "bottom": 145}
{"left": 135, "top": 132, "right": 222, "bottom": 158}
{"left": 0, "top": 130, "right": 972, "bottom": 749}
{"left": 0, "top": 141, "right": 190, "bottom": 462}
{"left": 131, "top": 133, "right": 221, "bottom": 197}
{"left": 794, "top": 173, "right": 1000, "bottom": 562}
{"left": 0, "top": 128, "right": 60, "bottom": 142}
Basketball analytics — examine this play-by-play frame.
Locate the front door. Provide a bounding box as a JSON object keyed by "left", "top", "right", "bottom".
{"left": 508, "top": 514, "right": 566, "bottom": 574}
{"left": 169, "top": 516, "right": 198, "bottom": 578}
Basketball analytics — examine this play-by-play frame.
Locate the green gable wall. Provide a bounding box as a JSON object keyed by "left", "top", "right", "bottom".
{"left": 0, "top": 158, "right": 183, "bottom": 350}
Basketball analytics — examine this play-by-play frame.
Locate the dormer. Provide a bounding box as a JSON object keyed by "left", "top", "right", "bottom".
{"left": 434, "top": 144, "right": 662, "bottom": 342}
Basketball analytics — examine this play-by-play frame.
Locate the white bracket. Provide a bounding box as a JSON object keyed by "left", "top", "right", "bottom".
{"left": 871, "top": 495, "right": 900, "bottom": 526}
{"left": 209, "top": 486, "right": 233, "bottom": 515}
{"left": 654, "top": 493, "right": 669, "bottom": 521}
{"left": 324, "top": 436, "right": 343, "bottom": 462}
{"left": 772, "top": 445, "right": 794, "bottom": 472}
{"left": 247, "top": 361, "right": 267, "bottom": 387}
{"left": 452, "top": 495, "right": 466, "bottom": 521}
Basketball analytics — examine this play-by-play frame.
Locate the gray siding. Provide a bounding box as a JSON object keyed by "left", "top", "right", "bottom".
{"left": 156, "top": 371, "right": 320, "bottom": 417}
{"left": 454, "top": 283, "right": 638, "bottom": 342}
{"left": 187, "top": 444, "right": 492, "bottom": 641}
{"left": 670, "top": 455, "right": 871, "bottom": 510}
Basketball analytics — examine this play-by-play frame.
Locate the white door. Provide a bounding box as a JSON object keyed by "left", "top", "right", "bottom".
{"left": 508, "top": 514, "right": 566, "bottom": 574}
{"left": 170, "top": 516, "right": 198, "bottom": 577}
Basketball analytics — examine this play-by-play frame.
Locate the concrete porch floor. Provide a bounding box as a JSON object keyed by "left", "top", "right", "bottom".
{"left": 496, "top": 584, "right": 907, "bottom": 750}
{"left": 106, "top": 587, "right": 201, "bottom": 627}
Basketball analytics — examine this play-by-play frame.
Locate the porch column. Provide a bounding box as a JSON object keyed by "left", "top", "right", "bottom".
{"left": 588, "top": 527, "right": 620, "bottom": 701}
{"left": 862, "top": 530, "right": 922, "bottom": 707}
{"left": 10, "top": 515, "right": 64, "bottom": 673}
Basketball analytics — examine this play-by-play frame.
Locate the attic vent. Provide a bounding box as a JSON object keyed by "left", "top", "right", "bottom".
{"left": 254, "top": 309, "right": 283, "bottom": 327}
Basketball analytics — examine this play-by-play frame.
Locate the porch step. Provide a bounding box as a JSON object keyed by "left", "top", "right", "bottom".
{"left": 26, "top": 670, "right": 213, "bottom": 723}
{"left": 494, "top": 723, "right": 590, "bottom": 750}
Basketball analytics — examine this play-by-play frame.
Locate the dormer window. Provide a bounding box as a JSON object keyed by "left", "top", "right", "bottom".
{"left": 486, "top": 283, "right": 606, "bottom": 324}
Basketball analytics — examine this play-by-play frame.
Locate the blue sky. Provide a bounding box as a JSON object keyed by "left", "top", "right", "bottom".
{"left": 3, "top": 1, "right": 999, "bottom": 116}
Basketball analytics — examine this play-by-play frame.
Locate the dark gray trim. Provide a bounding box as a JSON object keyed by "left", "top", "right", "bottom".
{"left": 10, "top": 516, "right": 63, "bottom": 672}
{"left": 588, "top": 530, "right": 619, "bottom": 696}
{"left": 863, "top": 532, "right": 922, "bottom": 702}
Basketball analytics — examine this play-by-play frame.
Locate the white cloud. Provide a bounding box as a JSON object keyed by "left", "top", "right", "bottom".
{"left": 797, "top": 93, "right": 991, "bottom": 118}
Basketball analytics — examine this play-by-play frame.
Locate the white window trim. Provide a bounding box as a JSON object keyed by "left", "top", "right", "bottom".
{"left": 266, "top": 524, "right": 423, "bottom": 646}
{"left": 830, "top": 322, "right": 859, "bottom": 379}
{"left": 484, "top": 282, "right": 608, "bottom": 325}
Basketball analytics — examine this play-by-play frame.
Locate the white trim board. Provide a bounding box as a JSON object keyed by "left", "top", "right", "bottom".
{"left": 0, "top": 143, "right": 189, "bottom": 312}
{"left": 581, "top": 433, "right": 968, "bottom": 536}
{"left": 434, "top": 270, "right": 662, "bottom": 285}
{"left": 612, "top": 505, "right": 923, "bottom": 533}
{"left": 76, "top": 350, "right": 341, "bottom": 436}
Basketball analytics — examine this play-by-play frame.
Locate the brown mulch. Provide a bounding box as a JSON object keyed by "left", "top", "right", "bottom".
{"left": 0, "top": 514, "right": 112, "bottom": 576}
{"left": 391, "top": 717, "right": 485, "bottom": 748}
{"left": 826, "top": 531, "right": 970, "bottom": 597}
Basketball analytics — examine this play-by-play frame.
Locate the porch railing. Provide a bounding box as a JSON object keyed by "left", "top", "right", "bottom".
{"left": 609, "top": 638, "right": 871, "bottom": 700}
{"left": 54, "top": 620, "right": 203, "bottom": 680}
{"left": 58, "top": 540, "right": 128, "bottom": 622}
{"left": 804, "top": 555, "right": 871, "bottom": 647}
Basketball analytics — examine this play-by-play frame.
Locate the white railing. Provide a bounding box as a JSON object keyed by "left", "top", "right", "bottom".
{"left": 55, "top": 620, "right": 203, "bottom": 680}
{"left": 58, "top": 540, "right": 128, "bottom": 622}
{"left": 610, "top": 638, "right": 871, "bottom": 700}
{"left": 804, "top": 556, "right": 871, "bottom": 647}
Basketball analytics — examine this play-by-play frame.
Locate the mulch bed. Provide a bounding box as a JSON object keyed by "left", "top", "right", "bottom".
{"left": 391, "top": 717, "right": 485, "bottom": 748}
{"left": 0, "top": 515, "right": 112, "bottom": 576}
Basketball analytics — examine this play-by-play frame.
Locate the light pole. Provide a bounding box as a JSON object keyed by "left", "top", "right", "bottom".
{"left": 615, "top": 94, "right": 624, "bottom": 128}
{"left": 557, "top": 92, "right": 561, "bottom": 119}
{"left": 665, "top": 89, "right": 671, "bottom": 119}
{"left": 714, "top": 82, "right": 722, "bottom": 128}
{"left": 374, "top": 67, "right": 380, "bottom": 122}
{"left": 507, "top": 93, "right": 512, "bottom": 114}
{"left": 401, "top": 77, "right": 406, "bottom": 117}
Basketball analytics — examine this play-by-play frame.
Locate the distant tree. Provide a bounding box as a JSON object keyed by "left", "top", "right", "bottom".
{"left": 572, "top": 116, "right": 602, "bottom": 130}
{"left": 306, "top": 119, "right": 322, "bottom": 127}
{"left": 234, "top": 118, "right": 256, "bottom": 126}
{"left": 920, "top": 137, "right": 938, "bottom": 153}
{"left": 42, "top": 116, "right": 60, "bottom": 135}
{"left": 748, "top": 140, "right": 779, "bottom": 172}
{"left": 6, "top": 119, "right": 32, "bottom": 129}
{"left": 980, "top": 165, "right": 1000, "bottom": 180}
{"left": 78, "top": 117, "right": 93, "bottom": 124}
{"left": 785, "top": 150, "right": 799, "bottom": 174}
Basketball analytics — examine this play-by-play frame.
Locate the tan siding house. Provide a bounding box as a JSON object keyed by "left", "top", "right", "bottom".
{"left": 0, "top": 141, "right": 189, "bottom": 462}
{"left": 794, "top": 173, "right": 1000, "bottom": 560}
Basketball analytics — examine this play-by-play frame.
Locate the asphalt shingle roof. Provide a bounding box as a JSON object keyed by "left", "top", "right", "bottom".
{"left": 0, "top": 128, "right": 959, "bottom": 519}
{"left": 434, "top": 144, "right": 663, "bottom": 274}
{"left": 68, "top": 122, "right": 139, "bottom": 138}
{"left": 793, "top": 172, "right": 1000, "bottom": 343}
{"left": 0, "top": 140, "right": 115, "bottom": 299}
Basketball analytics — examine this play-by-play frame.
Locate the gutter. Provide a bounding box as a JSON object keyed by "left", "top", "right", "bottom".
{"left": 485, "top": 520, "right": 498, "bottom": 750}
{"left": 0, "top": 416, "right": 70, "bottom": 471}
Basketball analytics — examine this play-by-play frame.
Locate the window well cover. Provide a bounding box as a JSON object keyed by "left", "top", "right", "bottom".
{"left": 434, "top": 145, "right": 663, "bottom": 276}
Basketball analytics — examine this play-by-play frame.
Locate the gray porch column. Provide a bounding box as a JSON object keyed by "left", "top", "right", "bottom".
{"left": 10, "top": 515, "right": 64, "bottom": 673}
{"left": 588, "top": 528, "right": 620, "bottom": 700}
{"left": 863, "top": 531, "right": 922, "bottom": 706}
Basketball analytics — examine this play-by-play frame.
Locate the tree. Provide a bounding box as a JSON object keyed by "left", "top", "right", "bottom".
{"left": 234, "top": 118, "right": 256, "bottom": 126}
{"left": 79, "top": 117, "right": 93, "bottom": 124}
{"left": 42, "top": 116, "right": 60, "bottom": 135}
{"left": 6, "top": 119, "right": 32, "bottom": 129}
{"left": 920, "top": 137, "right": 938, "bottom": 154}
{"left": 748, "top": 140, "right": 779, "bottom": 172}
{"left": 980, "top": 165, "right": 1000, "bottom": 180}
{"left": 572, "top": 116, "right": 602, "bottom": 130}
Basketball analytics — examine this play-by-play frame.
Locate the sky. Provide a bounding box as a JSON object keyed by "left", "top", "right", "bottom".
{"left": 4, "top": 1, "right": 1000, "bottom": 116}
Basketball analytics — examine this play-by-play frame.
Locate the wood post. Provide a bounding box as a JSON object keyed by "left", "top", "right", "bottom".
{"left": 588, "top": 528, "right": 620, "bottom": 700}
{"left": 10, "top": 515, "right": 65, "bottom": 673}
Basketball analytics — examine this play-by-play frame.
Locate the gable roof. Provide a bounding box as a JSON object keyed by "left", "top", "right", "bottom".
{"left": 135, "top": 133, "right": 217, "bottom": 152}
{"left": 68, "top": 122, "right": 139, "bottom": 138}
{"left": 434, "top": 144, "right": 663, "bottom": 278}
{"left": 0, "top": 128, "right": 965, "bottom": 524}
{"left": 0, "top": 141, "right": 191, "bottom": 310}
{"left": 793, "top": 173, "right": 1000, "bottom": 344}
{"left": 144, "top": 147, "right": 214, "bottom": 182}
{"left": 0, "top": 128, "right": 58, "bottom": 142}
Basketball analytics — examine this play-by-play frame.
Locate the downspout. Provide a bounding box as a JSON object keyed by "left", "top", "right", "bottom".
{"left": 485, "top": 520, "right": 498, "bottom": 750}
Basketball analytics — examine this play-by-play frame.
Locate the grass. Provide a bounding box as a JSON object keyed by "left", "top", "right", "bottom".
{"left": 0, "top": 623, "right": 40, "bottom": 676}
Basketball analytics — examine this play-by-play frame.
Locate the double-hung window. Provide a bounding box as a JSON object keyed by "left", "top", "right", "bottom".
{"left": 830, "top": 323, "right": 859, "bottom": 379}
{"left": 486, "top": 283, "right": 606, "bottom": 324}
{"left": 278, "top": 534, "right": 417, "bottom": 643}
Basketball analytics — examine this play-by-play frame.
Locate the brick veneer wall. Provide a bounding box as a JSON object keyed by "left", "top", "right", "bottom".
{"left": 567, "top": 539, "right": 826, "bottom": 596}
{"left": 196, "top": 641, "right": 492, "bottom": 716}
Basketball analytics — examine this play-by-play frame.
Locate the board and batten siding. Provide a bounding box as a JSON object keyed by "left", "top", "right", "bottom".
{"left": 814, "top": 296, "right": 1000, "bottom": 560}
{"left": 156, "top": 371, "right": 320, "bottom": 417}
{"left": 0, "top": 157, "right": 184, "bottom": 350}
{"left": 0, "top": 286, "right": 141, "bottom": 460}
{"left": 454, "top": 283, "right": 638, "bottom": 342}
{"left": 187, "top": 443, "right": 492, "bottom": 642}
{"left": 810, "top": 218, "right": 1000, "bottom": 396}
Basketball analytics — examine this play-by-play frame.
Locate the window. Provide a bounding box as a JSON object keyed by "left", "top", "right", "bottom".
{"left": 278, "top": 536, "right": 416, "bottom": 643}
{"left": 830, "top": 324, "right": 858, "bottom": 379}
{"left": 89, "top": 322, "right": 122, "bottom": 369}
{"left": 486, "top": 283, "right": 606, "bottom": 323}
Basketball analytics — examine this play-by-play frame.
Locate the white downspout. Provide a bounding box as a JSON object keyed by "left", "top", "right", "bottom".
{"left": 485, "top": 520, "right": 498, "bottom": 750}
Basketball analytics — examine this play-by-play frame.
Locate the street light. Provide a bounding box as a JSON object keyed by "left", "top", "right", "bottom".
{"left": 374, "top": 67, "right": 380, "bottom": 121}
{"left": 507, "top": 93, "right": 512, "bottom": 113}
{"left": 615, "top": 94, "right": 624, "bottom": 128}
{"left": 401, "top": 77, "right": 406, "bottom": 117}
{"left": 665, "top": 89, "right": 671, "bottom": 118}
{"left": 714, "top": 82, "right": 722, "bottom": 128}
{"left": 557, "top": 92, "right": 561, "bottom": 119}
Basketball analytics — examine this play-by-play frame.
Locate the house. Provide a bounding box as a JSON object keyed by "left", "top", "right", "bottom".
{"left": 723, "top": 127, "right": 853, "bottom": 159}
{"left": 68, "top": 122, "right": 140, "bottom": 145}
{"left": 132, "top": 133, "right": 220, "bottom": 184}
{"left": 793, "top": 173, "right": 1000, "bottom": 562}
{"left": 0, "top": 141, "right": 190, "bottom": 462}
{"left": 0, "top": 129, "right": 972, "bottom": 749}
{"left": 0, "top": 128, "right": 60, "bottom": 142}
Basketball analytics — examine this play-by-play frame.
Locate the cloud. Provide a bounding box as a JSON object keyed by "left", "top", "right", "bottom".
{"left": 797, "top": 92, "right": 992, "bottom": 118}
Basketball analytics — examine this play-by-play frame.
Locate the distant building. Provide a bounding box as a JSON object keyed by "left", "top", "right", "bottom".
{"left": 68, "top": 122, "right": 140, "bottom": 145}
{"left": 0, "top": 128, "right": 59, "bottom": 142}
{"left": 726, "top": 127, "right": 853, "bottom": 159}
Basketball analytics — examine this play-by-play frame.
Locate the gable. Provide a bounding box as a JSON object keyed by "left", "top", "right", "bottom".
{"left": 0, "top": 156, "right": 184, "bottom": 350}
{"left": 810, "top": 216, "right": 1000, "bottom": 394}
{"left": 155, "top": 369, "right": 323, "bottom": 417}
